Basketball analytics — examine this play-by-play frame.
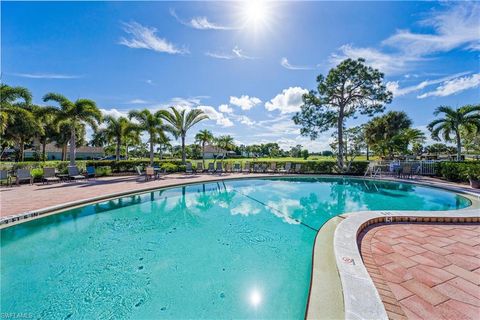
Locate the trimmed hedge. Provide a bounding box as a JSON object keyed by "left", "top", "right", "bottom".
{"left": 214, "top": 160, "right": 369, "bottom": 175}
{"left": 0, "top": 159, "right": 370, "bottom": 176}
{"left": 436, "top": 161, "right": 480, "bottom": 182}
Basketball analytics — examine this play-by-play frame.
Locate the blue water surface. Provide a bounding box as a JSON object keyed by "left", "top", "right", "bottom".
{"left": 1, "top": 177, "right": 470, "bottom": 319}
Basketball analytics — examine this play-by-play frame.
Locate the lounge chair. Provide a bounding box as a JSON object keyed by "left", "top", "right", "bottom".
{"left": 279, "top": 162, "right": 292, "bottom": 174}
{"left": 43, "top": 167, "right": 60, "bottom": 184}
{"left": 68, "top": 166, "right": 85, "bottom": 181}
{"left": 85, "top": 166, "right": 96, "bottom": 179}
{"left": 145, "top": 166, "right": 156, "bottom": 181}
{"left": 185, "top": 162, "right": 193, "bottom": 174}
{"left": 208, "top": 163, "right": 215, "bottom": 174}
{"left": 196, "top": 162, "right": 204, "bottom": 173}
{"left": 225, "top": 163, "right": 232, "bottom": 173}
{"left": 243, "top": 162, "right": 251, "bottom": 173}
{"left": 0, "top": 170, "right": 11, "bottom": 187}
{"left": 215, "top": 162, "right": 223, "bottom": 174}
{"left": 400, "top": 164, "right": 412, "bottom": 179}
{"left": 294, "top": 163, "right": 302, "bottom": 173}
{"left": 233, "top": 163, "right": 241, "bottom": 173}
{"left": 135, "top": 166, "right": 144, "bottom": 176}
{"left": 16, "top": 169, "right": 33, "bottom": 185}
{"left": 267, "top": 162, "right": 277, "bottom": 173}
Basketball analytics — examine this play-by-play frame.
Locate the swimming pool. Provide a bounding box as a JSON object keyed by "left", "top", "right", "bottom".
{"left": 1, "top": 177, "right": 471, "bottom": 319}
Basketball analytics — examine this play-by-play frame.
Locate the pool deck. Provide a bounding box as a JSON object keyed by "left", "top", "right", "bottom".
{"left": 1, "top": 173, "right": 479, "bottom": 319}
{"left": 360, "top": 223, "right": 480, "bottom": 320}
{"left": 0, "top": 173, "right": 272, "bottom": 220}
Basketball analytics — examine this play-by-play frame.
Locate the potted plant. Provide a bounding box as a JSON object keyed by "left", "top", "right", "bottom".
{"left": 465, "top": 166, "right": 480, "bottom": 189}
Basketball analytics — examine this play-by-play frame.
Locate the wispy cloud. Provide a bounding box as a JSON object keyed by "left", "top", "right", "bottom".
{"left": 330, "top": 44, "right": 422, "bottom": 75}
{"left": 386, "top": 71, "right": 471, "bottom": 97}
{"left": 170, "top": 9, "right": 234, "bottom": 30}
{"left": 128, "top": 99, "right": 148, "bottom": 104}
{"left": 383, "top": 3, "right": 480, "bottom": 56}
{"left": 10, "top": 72, "right": 82, "bottom": 79}
{"left": 280, "top": 57, "right": 313, "bottom": 70}
{"left": 418, "top": 73, "right": 480, "bottom": 99}
{"left": 205, "top": 46, "right": 256, "bottom": 60}
{"left": 119, "top": 21, "right": 188, "bottom": 54}
{"left": 330, "top": 3, "right": 480, "bottom": 74}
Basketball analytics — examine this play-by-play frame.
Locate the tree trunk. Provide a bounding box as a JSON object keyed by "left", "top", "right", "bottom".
{"left": 456, "top": 132, "right": 462, "bottom": 161}
{"left": 202, "top": 142, "right": 206, "bottom": 167}
{"left": 116, "top": 137, "right": 121, "bottom": 161}
{"left": 181, "top": 135, "right": 186, "bottom": 164}
{"left": 19, "top": 139, "right": 25, "bottom": 161}
{"left": 337, "top": 110, "right": 345, "bottom": 171}
{"left": 69, "top": 126, "right": 76, "bottom": 166}
{"left": 42, "top": 140, "right": 47, "bottom": 161}
{"left": 366, "top": 145, "right": 370, "bottom": 161}
{"left": 125, "top": 143, "right": 129, "bottom": 160}
{"left": 159, "top": 146, "right": 163, "bottom": 160}
{"left": 62, "top": 145, "right": 67, "bottom": 161}
{"left": 149, "top": 135, "right": 154, "bottom": 166}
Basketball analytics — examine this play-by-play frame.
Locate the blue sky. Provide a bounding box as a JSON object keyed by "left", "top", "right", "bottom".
{"left": 3, "top": 1, "right": 480, "bottom": 151}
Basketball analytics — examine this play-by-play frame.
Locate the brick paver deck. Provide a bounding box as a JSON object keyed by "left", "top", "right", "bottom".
{"left": 360, "top": 223, "right": 480, "bottom": 320}
{"left": 0, "top": 173, "right": 269, "bottom": 217}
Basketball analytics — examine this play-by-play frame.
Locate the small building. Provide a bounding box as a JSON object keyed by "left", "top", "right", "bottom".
{"left": 202, "top": 145, "right": 228, "bottom": 159}
{"left": 24, "top": 143, "right": 104, "bottom": 160}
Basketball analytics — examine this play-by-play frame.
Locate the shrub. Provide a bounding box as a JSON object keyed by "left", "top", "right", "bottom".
{"left": 95, "top": 166, "right": 112, "bottom": 177}
{"left": 161, "top": 162, "right": 179, "bottom": 173}
{"left": 436, "top": 162, "right": 480, "bottom": 182}
{"left": 30, "top": 168, "right": 44, "bottom": 180}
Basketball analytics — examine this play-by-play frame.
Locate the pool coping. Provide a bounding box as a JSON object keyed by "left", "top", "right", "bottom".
{"left": 330, "top": 191, "right": 480, "bottom": 320}
{"left": 3, "top": 174, "right": 477, "bottom": 228}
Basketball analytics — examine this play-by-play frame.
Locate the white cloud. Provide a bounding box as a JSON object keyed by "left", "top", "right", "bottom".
{"left": 100, "top": 108, "right": 129, "bottom": 119}
{"left": 119, "top": 21, "right": 188, "bottom": 54}
{"left": 280, "top": 57, "right": 313, "bottom": 70}
{"left": 10, "top": 73, "right": 82, "bottom": 79}
{"left": 238, "top": 115, "right": 255, "bottom": 126}
{"left": 197, "top": 105, "right": 233, "bottom": 127}
{"left": 418, "top": 73, "right": 480, "bottom": 99}
{"left": 218, "top": 104, "right": 233, "bottom": 113}
{"left": 145, "top": 79, "right": 154, "bottom": 85}
{"left": 386, "top": 71, "right": 471, "bottom": 97}
{"left": 229, "top": 95, "right": 262, "bottom": 110}
{"left": 128, "top": 99, "right": 148, "bottom": 104}
{"left": 330, "top": 45, "right": 420, "bottom": 75}
{"left": 170, "top": 9, "right": 234, "bottom": 30}
{"left": 383, "top": 3, "right": 480, "bottom": 56}
{"left": 205, "top": 46, "right": 256, "bottom": 60}
{"left": 330, "top": 3, "right": 480, "bottom": 74}
{"left": 265, "top": 87, "right": 308, "bottom": 114}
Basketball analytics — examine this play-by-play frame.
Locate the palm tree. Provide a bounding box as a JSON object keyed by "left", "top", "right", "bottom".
{"left": 124, "top": 130, "right": 141, "bottom": 160}
{"left": 43, "top": 93, "right": 102, "bottom": 165}
{"left": 103, "top": 116, "right": 138, "bottom": 161}
{"left": 156, "top": 130, "right": 171, "bottom": 160}
{"left": 30, "top": 105, "right": 57, "bottom": 160}
{"left": 428, "top": 105, "right": 480, "bottom": 160}
{"left": 215, "top": 135, "right": 235, "bottom": 151}
{"left": 159, "top": 107, "right": 209, "bottom": 164}
{"left": 0, "top": 84, "right": 32, "bottom": 134}
{"left": 195, "top": 129, "right": 214, "bottom": 167}
{"left": 128, "top": 109, "right": 164, "bottom": 165}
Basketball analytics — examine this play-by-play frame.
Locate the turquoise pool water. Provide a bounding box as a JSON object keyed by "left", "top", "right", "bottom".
{"left": 1, "top": 177, "right": 470, "bottom": 319}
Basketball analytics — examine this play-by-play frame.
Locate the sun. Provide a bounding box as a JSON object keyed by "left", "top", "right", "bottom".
{"left": 241, "top": 0, "right": 271, "bottom": 31}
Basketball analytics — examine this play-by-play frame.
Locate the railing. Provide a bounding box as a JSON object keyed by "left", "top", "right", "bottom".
{"left": 366, "top": 160, "right": 443, "bottom": 177}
